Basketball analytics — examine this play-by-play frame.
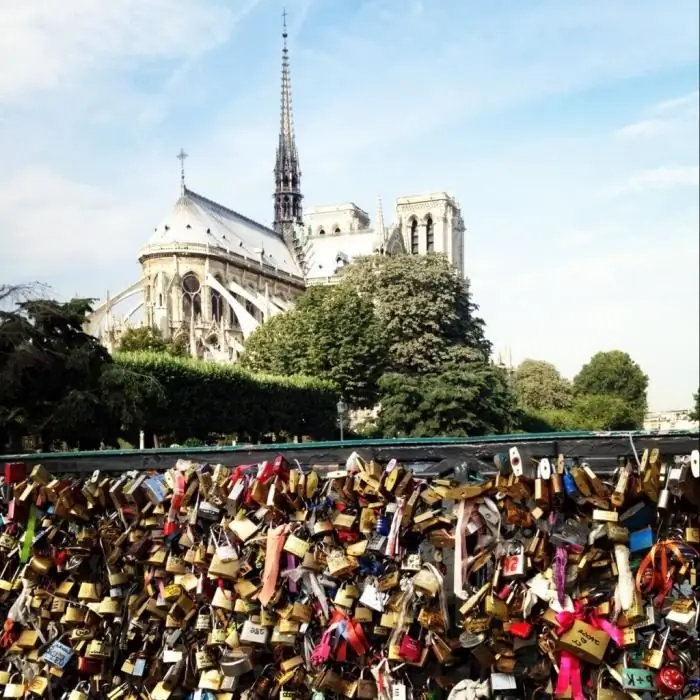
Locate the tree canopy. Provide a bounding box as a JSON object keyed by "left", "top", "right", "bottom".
{"left": 0, "top": 295, "right": 120, "bottom": 451}
{"left": 241, "top": 254, "right": 517, "bottom": 437}
{"left": 512, "top": 359, "right": 572, "bottom": 411}
{"left": 340, "top": 254, "right": 491, "bottom": 374}
{"left": 690, "top": 389, "right": 700, "bottom": 422}
{"left": 241, "top": 285, "right": 388, "bottom": 408}
{"left": 573, "top": 350, "right": 648, "bottom": 425}
{"left": 0, "top": 286, "right": 339, "bottom": 452}
{"left": 117, "top": 326, "right": 187, "bottom": 356}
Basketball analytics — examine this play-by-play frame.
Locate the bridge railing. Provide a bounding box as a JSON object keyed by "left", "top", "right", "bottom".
{"left": 3, "top": 430, "right": 698, "bottom": 477}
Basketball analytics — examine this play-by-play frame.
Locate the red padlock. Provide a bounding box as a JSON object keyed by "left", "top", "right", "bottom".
{"left": 399, "top": 622, "right": 424, "bottom": 663}
{"left": 656, "top": 665, "right": 686, "bottom": 696}
{"left": 3, "top": 462, "right": 25, "bottom": 484}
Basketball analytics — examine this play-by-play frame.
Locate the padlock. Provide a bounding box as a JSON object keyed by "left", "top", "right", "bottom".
{"left": 656, "top": 662, "right": 687, "bottom": 696}
{"left": 195, "top": 606, "right": 212, "bottom": 632}
{"left": 3, "top": 675, "right": 25, "bottom": 698}
{"left": 69, "top": 683, "right": 90, "bottom": 700}
{"left": 618, "top": 652, "right": 656, "bottom": 692}
{"left": 642, "top": 629, "right": 668, "bottom": 670}
{"left": 398, "top": 621, "right": 424, "bottom": 663}
{"left": 501, "top": 543, "right": 527, "bottom": 580}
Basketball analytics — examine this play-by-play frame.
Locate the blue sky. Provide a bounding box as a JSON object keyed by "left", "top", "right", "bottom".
{"left": 0, "top": 0, "right": 698, "bottom": 410}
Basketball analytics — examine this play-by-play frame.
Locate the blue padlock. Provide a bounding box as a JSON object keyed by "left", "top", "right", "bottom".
{"left": 375, "top": 514, "right": 391, "bottom": 536}
{"left": 629, "top": 526, "right": 655, "bottom": 554}
{"left": 563, "top": 470, "right": 579, "bottom": 497}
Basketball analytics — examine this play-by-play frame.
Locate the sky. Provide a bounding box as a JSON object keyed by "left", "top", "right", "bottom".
{"left": 0, "top": 0, "right": 698, "bottom": 411}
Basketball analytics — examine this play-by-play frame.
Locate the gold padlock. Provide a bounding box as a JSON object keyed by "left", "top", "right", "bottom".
{"left": 3, "top": 674, "right": 25, "bottom": 698}
{"left": 195, "top": 648, "right": 214, "bottom": 671}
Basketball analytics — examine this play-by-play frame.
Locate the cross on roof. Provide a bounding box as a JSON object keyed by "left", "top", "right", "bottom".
{"left": 177, "top": 148, "right": 188, "bottom": 192}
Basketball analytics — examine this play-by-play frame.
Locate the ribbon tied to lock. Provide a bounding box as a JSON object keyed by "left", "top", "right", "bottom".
{"left": 635, "top": 539, "right": 699, "bottom": 603}
{"left": 555, "top": 603, "right": 623, "bottom": 700}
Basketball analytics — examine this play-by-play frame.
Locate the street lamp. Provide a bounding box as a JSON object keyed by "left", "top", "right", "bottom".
{"left": 337, "top": 396, "right": 347, "bottom": 442}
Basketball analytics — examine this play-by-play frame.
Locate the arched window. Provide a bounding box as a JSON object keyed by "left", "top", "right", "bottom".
{"left": 410, "top": 219, "right": 419, "bottom": 254}
{"left": 181, "top": 273, "right": 201, "bottom": 321}
{"left": 319, "top": 228, "right": 326, "bottom": 236}
{"left": 334, "top": 227, "right": 341, "bottom": 234}
{"left": 245, "top": 299, "right": 257, "bottom": 320}
{"left": 425, "top": 215, "right": 434, "bottom": 253}
{"left": 211, "top": 290, "right": 223, "bottom": 322}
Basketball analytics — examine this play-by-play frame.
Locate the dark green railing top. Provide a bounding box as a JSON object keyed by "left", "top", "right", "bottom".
{"left": 4, "top": 429, "right": 698, "bottom": 462}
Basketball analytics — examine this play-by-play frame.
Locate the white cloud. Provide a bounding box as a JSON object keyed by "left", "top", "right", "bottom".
{"left": 616, "top": 118, "right": 669, "bottom": 138}
{"left": 0, "top": 0, "right": 248, "bottom": 102}
{"left": 0, "top": 167, "right": 142, "bottom": 271}
{"left": 616, "top": 90, "right": 699, "bottom": 139}
{"left": 619, "top": 165, "right": 699, "bottom": 192}
{"left": 651, "top": 90, "right": 699, "bottom": 115}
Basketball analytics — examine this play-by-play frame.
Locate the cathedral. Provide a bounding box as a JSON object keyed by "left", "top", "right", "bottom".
{"left": 87, "top": 17, "right": 466, "bottom": 362}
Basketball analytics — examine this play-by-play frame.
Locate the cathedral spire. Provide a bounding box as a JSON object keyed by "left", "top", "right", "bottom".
{"left": 273, "top": 9, "right": 304, "bottom": 264}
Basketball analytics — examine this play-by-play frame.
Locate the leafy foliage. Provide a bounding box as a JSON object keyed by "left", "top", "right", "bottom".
{"left": 241, "top": 285, "right": 388, "bottom": 408}
{"left": 1, "top": 287, "right": 338, "bottom": 452}
{"left": 117, "top": 326, "right": 187, "bottom": 356}
{"left": 520, "top": 394, "right": 641, "bottom": 432}
{"left": 689, "top": 390, "right": 700, "bottom": 422}
{"left": 573, "top": 350, "right": 648, "bottom": 427}
{"left": 114, "top": 352, "right": 337, "bottom": 443}
{"left": 512, "top": 359, "right": 573, "bottom": 411}
{"left": 340, "top": 254, "right": 491, "bottom": 374}
{"left": 242, "top": 254, "right": 513, "bottom": 437}
{"left": 377, "top": 348, "right": 518, "bottom": 437}
{"left": 0, "top": 296, "right": 120, "bottom": 451}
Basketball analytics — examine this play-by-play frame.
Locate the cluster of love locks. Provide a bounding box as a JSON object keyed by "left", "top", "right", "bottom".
{"left": 0, "top": 446, "right": 698, "bottom": 700}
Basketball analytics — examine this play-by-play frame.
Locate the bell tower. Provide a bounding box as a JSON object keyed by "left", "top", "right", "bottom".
{"left": 273, "top": 10, "right": 304, "bottom": 261}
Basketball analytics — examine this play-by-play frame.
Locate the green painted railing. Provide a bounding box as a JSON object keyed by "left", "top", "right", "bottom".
{"left": 3, "top": 429, "right": 698, "bottom": 462}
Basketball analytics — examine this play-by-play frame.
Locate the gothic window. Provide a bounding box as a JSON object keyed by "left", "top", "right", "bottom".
{"left": 425, "top": 215, "right": 434, "bottom": 253}
{"left": 334, "top": 227, "right": 341, "bottom": 234}
{"left": 245, "top": 299, "right": 256, "bottom": 320}
{"left": 211, "top": 288, "right": 223, "bottom": 322}
{"left": 319, "top": 228, "right": 326, "bottom": 236}
{"left": 282, "top": 197, "right": 290, "bottom": 217}
{"left": 181, "top": 273, "right": 201, "bottom": 320}
{"left": 410, "top": 219, "right": 419, "bottom": 254}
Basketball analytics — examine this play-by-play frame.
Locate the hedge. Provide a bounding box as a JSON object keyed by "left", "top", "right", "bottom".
{"left": 113, "top": 352, "right": 338, "bottom": 444}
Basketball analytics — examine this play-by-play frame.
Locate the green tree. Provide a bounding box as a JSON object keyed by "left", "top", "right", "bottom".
{"left": 689, "top": 389, "right": 700, "bottom": 422}
{"left": 573, "top": 350, "right": 648, "bottom": 426}
{"left": 239, "top": 310, "right": 312, "bottom": 376}
{"left": 241, "top": 285, "right": 388, "bottom": 408}
{"left": 570, "top": 394, "right": 639, "bottom": 431}
{"left": 512, "top": 359, "right": 572, "bottom": 410}
{"left": 340, "top": 254, "right": 491, "bottom": 374}
{"left": 242, "top": 254, "right": 513, "bottom": 436}
{"left": 117, "top": 326, "right": 187, "bottom": 356}
{"left": 377, "top": 347, "right": 518, "bottom": 437}
{"left": 0, "top": 295, "right": 122, "bottom": 451}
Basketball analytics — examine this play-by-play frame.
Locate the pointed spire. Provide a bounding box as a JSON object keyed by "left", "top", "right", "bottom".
{"left": 177, "top": 148, "right": 188, "bottom": 195}
{"left": 273, "top": 9, "right": 304, "bottom": 268}
{"left": 279, "top": 9, "right": 295, "bottom": 159}
{"left": 374, "top": 195, "right": 386, "bottom": 253}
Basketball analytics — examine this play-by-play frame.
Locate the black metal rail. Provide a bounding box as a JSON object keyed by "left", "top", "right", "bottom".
{"left": 4, "top": 431, "right": 698, "bottom": 477}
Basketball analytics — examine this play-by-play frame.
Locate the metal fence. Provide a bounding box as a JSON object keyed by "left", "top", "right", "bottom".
{"left": 4, "top": 429, "right": 698, "bottom": 477}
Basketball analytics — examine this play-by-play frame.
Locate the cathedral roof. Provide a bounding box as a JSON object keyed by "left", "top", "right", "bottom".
{"left": 142, "top": 187, "right": 303, "bottom": 279}
{"left": 304, "top": 230, "right": 379, "bottom": 281}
